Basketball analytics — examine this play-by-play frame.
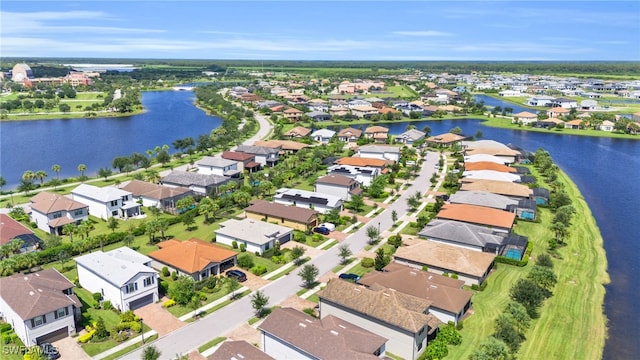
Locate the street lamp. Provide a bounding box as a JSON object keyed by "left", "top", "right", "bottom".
{"left": 139, "top": 318, "right": 144, "bottom": 344}
{"left": 378, "top": 222, "right": 381, "bottom": 235}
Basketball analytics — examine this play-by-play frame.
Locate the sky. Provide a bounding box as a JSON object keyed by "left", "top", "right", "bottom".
{"left": 1, "top": 1, "right": 639, "bottom": 61}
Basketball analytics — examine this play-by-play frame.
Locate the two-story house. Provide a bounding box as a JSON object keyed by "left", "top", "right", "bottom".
{"left": 221, "top": 151, "right": 261, "bottom": 173}
{"left": 0, "top": 269, "right": 81, "bottom": 345}
{"left": 273, "top": 188, "right": 343, "bottom": 214}
{"left": 356, "top": 144, "right": 401, "bottom": 162}
{"left": 337, "top": 127, "right": 363, "bottom": 145}
{"left": 75, "top": 247, "right": 159, "bottom": 311}
{"left": 0, "top": 213, "right": 42, "bottom": 253}
{"left": 70, "top": 184, "right": 141, "bottom": 220}
{"left": 196, "top": 157, "right": 242, "bottom": 178}
{"left": 315, "top": 174, "right": 362, "bottom": 201}
{"left": 161, "top": 171, "right": 233, "bottom": 196}
{"left": 327, "top": 165, "right": 380, "bottom": 187}
{"left": 121, "top": 180, "right": 194, "bottom": 213}
{"left": 235, "top": 145, "right": 280, "bottom": 167}
{"left": 29, "top": 192, "right": 89, "bottom": 235}
{"left": 364, "top": 126, "right": 389, "bottom": 143}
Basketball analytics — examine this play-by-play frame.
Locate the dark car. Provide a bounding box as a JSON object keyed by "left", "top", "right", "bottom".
{"left": 39, "top": 343, "right": 60, "bottom": 360}
{"left": 226, "top": 269, "right": 247, "bottom": 282}
{"left": 313, "top": 226, "right": 330, "bottom": 235}
{"left": 339, "top": 273, "right": 361, "bottom": 282}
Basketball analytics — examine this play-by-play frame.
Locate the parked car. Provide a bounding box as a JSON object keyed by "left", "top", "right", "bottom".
{"left": 226, "top": 269, "right": 247, "bottom": 282}
{"left": 339, "top": 273, "right": 360, "bottom": 282}
{"left": 313, "top": 226, "right": 330, "bottom": 235}
{"left": 319, "top": 222, "right": 336, "bottom": 232}
{"left": 39, "top": 343, "right": 60, "bottom": 360}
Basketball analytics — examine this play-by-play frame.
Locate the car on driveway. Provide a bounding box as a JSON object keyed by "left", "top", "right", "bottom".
{"left": 39, "top": 343, "right": 60, "bottom": 360}
{"left": 319, "top": 222, "right": 336, "bottom": 232}
{"left": 339, "top": 273, "right": 361, "bottom": 282}
{"left": 226, "top": 269, "right": 247, "bottom": 282}
{"left": 313, "top": 226, "right": 330, "bottom": 235}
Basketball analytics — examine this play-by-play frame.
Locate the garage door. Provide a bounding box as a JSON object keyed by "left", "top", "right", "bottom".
{"left": 129, "top": 294, "right": 154, "bottom": 310}
{"left": 36, "top": 326, "right": 68, "bottom": 344}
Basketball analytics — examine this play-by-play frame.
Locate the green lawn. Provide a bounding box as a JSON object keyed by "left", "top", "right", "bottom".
{"left": 101, "top": 334, "right": 159, "bottom": 360}
{"left": 198, "top": 337, "right": 226, "bottom": 353}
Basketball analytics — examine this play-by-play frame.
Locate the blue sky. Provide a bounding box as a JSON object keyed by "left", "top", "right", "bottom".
{"left": 1, "top": 1, "right": 639, "bottom": 61}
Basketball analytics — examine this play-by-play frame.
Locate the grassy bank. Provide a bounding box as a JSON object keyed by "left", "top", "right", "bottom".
{"left": 447, "top": 169, "right": 608, "bottom": 359}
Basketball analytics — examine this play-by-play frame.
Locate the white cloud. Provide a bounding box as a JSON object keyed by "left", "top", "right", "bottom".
{"left": 393, "top": 30, "right": 453, "bottom": 37}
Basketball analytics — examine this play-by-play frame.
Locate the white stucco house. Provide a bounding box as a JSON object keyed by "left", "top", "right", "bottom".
{"left": 215, "top": 218, "right": 292, "bottom": 255}
{"left": 327, "top": 165, "right": 380, "bottom": 187}
{"left": 0, "top": 269, "right": 82, "bottom": 345}
{"left": 315, "top": 174, "right": 362, "bottom": 201}
{"left": 310, "top": 129, "right": 336, "bottom": 144}
{"left": 196, "top": 157, "right": 242, "bottom": 178}
{"left": 29, "top": 192, "right": 89, "bottom": 235}
{"left": 356, "top": 144, "right": 401, "bottom": 162}
{"left": 70, "top": 184, "right": 141, "bottom": 220}
{"left": 75, "top": 247, "right": 159, "bottom": 311}
{"left": 273, "top": 188, "right": 343, "bottom": 214}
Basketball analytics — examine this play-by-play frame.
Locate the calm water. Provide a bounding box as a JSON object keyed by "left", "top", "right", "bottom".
{"left": 474, "top": 94, "right": 532, "bottom": 114}
{"left": 0, "top": 91, "right": 221, "bottom": 187}
{"left": 1, "top": 93, "right": 638, "bottom": 358}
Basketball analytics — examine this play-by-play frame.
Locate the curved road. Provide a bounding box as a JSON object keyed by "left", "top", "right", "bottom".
{"left": 125, "top": 151, "right": 440, "bottom": 359}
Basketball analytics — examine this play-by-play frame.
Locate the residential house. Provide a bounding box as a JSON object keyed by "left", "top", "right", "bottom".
{"left": 565, "top": 119, "right": 585, "bottom": 129}
{"left": 512, "top": 111, "right": 538, "bottom": 125}
{"left": 208, "top": 340, "right": 275, "bottom": 360}
{"left": 546, "top": 107, "right": 570, "bottom": 118}
{"left": 196, "top": 157, "right": 242, "bottom": 178}
{"left": 337, "top": 127, "right": 363, "bottom": 145}
{"left": 460, "top": 179, "right": 533, "bottom": 200}
{"left": 356, "top": 144, "right": 401, "bottom": 162}
{"left": 0, "top": 269, "right": 81, "bottom": 345}
{"left": 327, "top": 165, "right": 380, "bottom": 187}
{"left": 358, "top": 263, "right": 472, "bottom": 325}
{"left": 600, "top": 120, "right": 615, "bottom": 132}
{"left": 418, "top": 219, "right": 529, "bottom": 258}
{"left": 75, "top": 247, "right": 158, "bottom": 311}
{"left": 215, "top": 218, "right": 292, "bottom": 255}
{"left": 29, "top": 192, "right": 89, "bottom": 235}
{"left": 283, "top": 108, "right": 304, "bottom": 122}
{"left": 253, "top": 140, "right": 308, "bottom": 153}
{"left": 394, "top": 240, "right": 496, "bottom": 286}
{"left": 121, "top": 180, "right": 194, "bottom": 212}
{"left": 310, "top": 129, "right": 336, "bottom": 144}
{"left": 526, "top": 95, "right": 555, "bottom": 107}
{"left": 148, "top": 238, "right": 237, "bottom": 281}
{"left": 70, "top": 184, "right": 141, "bottom": 220}
{"left": 425, "top": 133, "right": 466, "bottom": 147}
{"left": 551, "top": 98, "right": 578, "bottom": 109}
{"left": 436, "top": 204, "right": 516, "bottom": 232}
{"left": 315, "top": 174, "right": 362, "bottom": 201}
{"left": 0, "top": 213, "right": 42, "bottom": 253}
{"left": 244, "top": 199, "right": 319, "bottom": 231}
{"left": 347, "top": 99, "right": 372, "bottom": 109}
{"left": 396, "top": 129, "right": 426, "bottom": 146}
{"left": 498, "top": 90, "right": 522, "bottom": 97}
{"left": 221, "top": 151, "right": 261, "bottom": 173}
{"left": 351, "top": 105, "right": 380, "bottom": 118}
{"left": 364, "top": 126, "right": 389, "bottom": 143}
{"left": 532, "top": 188, "right": 550, "bottom": 205}
{"left": 274, "top": 188, "right": 343, "bottom": 214}
{"left": 260, "top": 307, "right": 387, "bottom": 360}
{"left": 580, "top": 99, "right": 598, "bottom": 111}
{"left": 449, "top": 190, "right": 536, "bottom": 220}
{"left": 334, "top": 157, "right": 390, "bottom": 173}
{"left": 462, "top": 141, "right": 521, "bottom": 163}
{"left": 236, "top": 145, "right": 280, "bottom": 167}
{"left": 283, "top": 126, "right": 312, "bottom": 138}
{"left": 463, "top": 162, "right": 517, "bottom": 173}
{"left": 318, "top": 279, "right": 440, "bottom": 360}
{"left": 464, "top": 154, "right": 511, "bottom": 164}
{"left": 307, "top": 99, "right": 329, "bottom": 112}
{"left": 306, "top": 111, "right": 331, "bottom": 121}
{"left": 329, "top": 107, "right": 350, "bottom": 117}
{"left": 161, "top": 171, "right": 233, "bottom": 196}
{"left": 462, "top": 170, "right": 522, "bottom": 183}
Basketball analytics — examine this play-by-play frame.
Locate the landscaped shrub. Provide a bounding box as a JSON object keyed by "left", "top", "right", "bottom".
{"left": 422, "top": 265, "right": 429, "bottom": 272}
{"left": 102, "top": 300, "right": 112, "bottom": 310}
{"left": 361, "top": 257, "right": 374, "bottom": 268}
{"left": 293, "top": 231, "right": 306, "bottom": 243}
{"left": 92, "top": 292, "right": 102, "bottom": 303}
{"left": 78, "top": 330, "right": 96, "bottom": 343}
{"left": 237, "top": 254, "right": 254, "bottom": 269}
{"left": 161, "top": 266, "right": 170, "bottom": 277}
{"left": 120, "top": 310, "right": 138, "bottom": 323}
{"left": 451, "top": 273, "right": 459, "bottom": 279}
{"left": 232, "top": 240, "right": 238, "bottom": 249}
{"left": 0, "top": 323, "right": 12, "bottom": 333}
{"left": 251, "top": 265, "right": 267, "bottom": 276}
{"left": 239, "top": 243, "right": 246, "bottom": 252}
{"left": 480, "top": 280, "right": 488, "bottom": 291}
{"left": 303, "top": 307, "right": 318, "bottom": 318}
{"left": 471, "top": 284, "right": 479, "bottom": 291}
{"left": 171, "top": 271, "right": 178, "bottom": 280}
{"left": 163, "top": 299, "right": 176, "bottom": 308}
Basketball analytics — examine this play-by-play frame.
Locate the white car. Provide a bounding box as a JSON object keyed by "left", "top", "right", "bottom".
{"left": 319, "top": 222, "right": 336, "bottom": 232}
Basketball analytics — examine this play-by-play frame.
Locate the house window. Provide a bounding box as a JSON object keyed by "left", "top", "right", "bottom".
{"left": 417, "top": 341, "right": 423, "bottom": 351}
{"left": 52, "top": 212, "right": 62, "bottom": 219}
{"left": 32, "top": 315, "right": 46, "bottom": 328}
{"left": 124, "top": 283, "right": 138, "bottom": 294}
{"left": 54, "top": 308, "right": 68, "bottom": 319}
{"left": 74, "top": 209, "right": 84, "bottom": 216}
{"left": 110, "top": 200, "right": 118, "bottom": 207}
{"left": 143, "top": 277, "right": 155, "bottom": 287}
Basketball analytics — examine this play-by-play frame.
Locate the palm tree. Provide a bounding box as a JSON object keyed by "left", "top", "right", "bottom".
{"left": 52, "top": 164, "right": 61, "bottom": 179}
{"left": 35, "top": 170, "right": 47, "bottom": 185}
{"left": 142, "top": 345, "right": 161, "bottom": 360}
{"left": 22, "top": 170, "right": 35, "bottom": 184}
{"left": 62, "top": 223, "right": 78, "bottom": 241}
{"left": 77, "top": 164, "right": 87, "bottom": 179}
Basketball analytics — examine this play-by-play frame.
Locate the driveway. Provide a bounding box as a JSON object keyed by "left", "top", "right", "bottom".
{"left": 52, "top": 336, "right": 91, "bottom": 360}
{"left": 134, "top": 300, "right": 185, "bottom": 336}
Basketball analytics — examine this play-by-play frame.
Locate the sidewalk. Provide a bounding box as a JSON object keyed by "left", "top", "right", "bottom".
{"left": 93, "top": 330, "right": 158, "bottom": 360}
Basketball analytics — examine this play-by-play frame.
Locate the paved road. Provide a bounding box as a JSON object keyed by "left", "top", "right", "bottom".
{"left": 124, "top": 151, "right": 440, "bottom": 360}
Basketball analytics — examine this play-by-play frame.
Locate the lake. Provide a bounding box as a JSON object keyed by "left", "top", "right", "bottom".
{"left": 1, "top": 92, "right": 638, "bottom": 359}
{"left": 0, "top": 91, "right": 222, "bottom": 187}
{"left": 473, "top": 94, "right": 533, "bottom": 114}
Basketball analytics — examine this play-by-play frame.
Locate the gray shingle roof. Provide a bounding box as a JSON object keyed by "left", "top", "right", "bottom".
{"left": 449, "top": 190, "right": 518, "bottom": 210}
{"left": 162, "top": 171, "right": 230, "bottom": 187}
{"left": 216, "top": 218, "right": 292, "bottom": 246}
{"left": 418, "top": 219, "right": 507, "bottom": 248}
{"left": 235, "top": 145, "right": 280, "bottom": 155}
{"left": 196, "top": 156, "right": 238, "bottom": 168}
{"left": 75, "top": 248, "right": 157, "bottom": 287}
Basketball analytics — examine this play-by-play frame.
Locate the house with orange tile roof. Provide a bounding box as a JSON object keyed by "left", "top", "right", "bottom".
{"left": 337, "top": 127, "right": 362, "bottom": 144}
{"left": 546, "top": 107, "right": 571, "bottom": 118}
{"left": 29, "top": 192, "right": 89, "bottom": 235}
{"left": 436, "top": 204, "right": 516, "bottom": 232}
{"left": 351, "top": 105, "right": 380, "bottom": 118}
{"left": 283, "top": 107, "right": 304, "bottom": 122}
{"left": 148, "top": 238, "right": 237, "bottom": 281}
{"left": 334, "top": 156, "right": 390, "bottom": 170}
{"left": 425, "top": 133, "right": 467, "bottom": 146}
{"left": 512, "top": 111, "right": 538, "bottom": 125}
{"left": 463, "top": 161, "right": 517, "bottom": 173}
{"left": 460, "top": 179, "right": 533, "bottom": 199}
{"left": 364, "top": 126, "right": 389, "bottom": 143}
{"left": 0, "top": 213, "right": 42, "bottom": 253}
{"left": 565, "top": 119, "right": 585, "bottom": 129}
{"left": 283, "top": 126, "right": 312, "bottom": 138}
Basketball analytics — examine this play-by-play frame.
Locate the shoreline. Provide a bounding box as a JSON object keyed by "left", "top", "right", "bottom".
{"left": 0, "top": 107, "right": 146, "bottom": 122}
